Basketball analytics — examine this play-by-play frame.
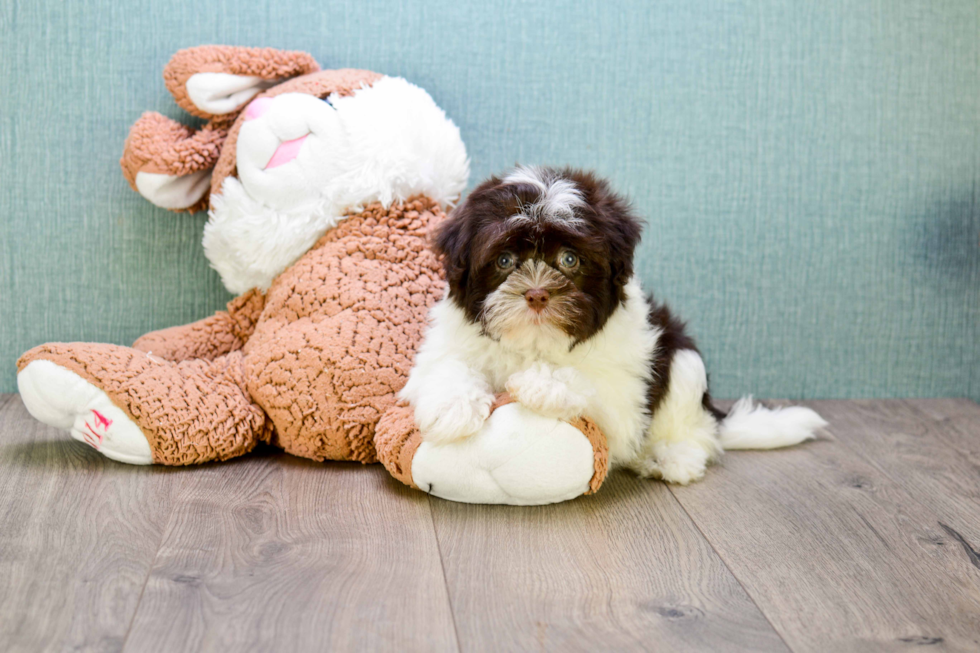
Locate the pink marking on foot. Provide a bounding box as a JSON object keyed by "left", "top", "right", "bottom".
{"left": 80, "top": 409, "right": 112, "bottom": 449}
{"left": 245, "top": 96, "right": 273, "bottom": 121}
{"left": 265, "top": 134, "right": 308, "bottom": 169}
{"left": 92, "top": 409, "right": 112, "bottom": 430}
{"left": 80, "top": 430, "right": 97, "bottom": 447}
{"left": 82, "top": 422, "right": 103, "bottom": 449}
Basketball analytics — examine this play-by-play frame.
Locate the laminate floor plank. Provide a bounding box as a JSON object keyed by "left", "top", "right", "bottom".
{"left": 811, "top": 400, "right": 980, "bottom": 554}
{"left": 121, "top": 451, "right": 459, "bottom": 653}
{"left": 904, "top": 398, "right": 980, "bottom": 463}
{"left": 7, "top": 393, "right": 980, "bottom": 653}
{"left": 430, "top": 470, "right": 791, "bottom": 653}
{"left": 0, "top": 395, "right": 179, "bottom": 653}
{"left": 669, "top": 400, "right": 980, "bottom": 653}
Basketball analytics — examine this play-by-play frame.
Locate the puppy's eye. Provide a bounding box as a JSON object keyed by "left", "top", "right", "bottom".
{"left": 558, "top": 250, "right": 579, "bottom": 270}
{"left": 496, "top": 252, "right": 516, "bottom": 270}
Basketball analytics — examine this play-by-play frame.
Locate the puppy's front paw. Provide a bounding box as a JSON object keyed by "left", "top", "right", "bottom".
{"left": 415, "top": 390, "right": 494, "bottom": 445}
{"left": 634, "top": 441, "right": 710, "bottom": 485}
{"left": 505, "top": 363, "right": 594, "bottom": 421}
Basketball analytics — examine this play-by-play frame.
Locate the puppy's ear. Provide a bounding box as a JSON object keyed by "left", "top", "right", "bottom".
{"left": 606, "top": 201, "right": 643, "bottom": 286}
{"left": 575, "top": 171, "right": 644, "bottom": 286}
{"left": 434, "top": 201, "right": 472, "bottom": 296}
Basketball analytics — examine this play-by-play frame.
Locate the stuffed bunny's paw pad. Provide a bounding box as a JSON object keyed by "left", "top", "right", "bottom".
{"left": 411, "top": 402, "right": 596, "bottom": 505}
{"left": 18, "top": 360, "right": 154, "bottom": 465}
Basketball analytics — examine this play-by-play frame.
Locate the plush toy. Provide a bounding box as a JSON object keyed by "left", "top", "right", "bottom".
{"left": 15, "top": 46, "right": 609, "bottom": 505}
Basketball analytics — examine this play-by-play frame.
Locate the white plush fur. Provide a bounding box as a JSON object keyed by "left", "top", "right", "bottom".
{"left": 18, "top": 360, "right": 153, "bottom": 465}
{"left": 185, "top": 72, "right": 278, "bottom": 115}
{"left": 135, "top": 169, "right": 212, "bottom": 210}
{"left": 403, "top": 280, "right": 827, "bottom": 485}
{"left": 205, "top": 75, "right": 470, "bottom": 294}
{"left": 410, "top": 402, "right": 596, "bottom": 505}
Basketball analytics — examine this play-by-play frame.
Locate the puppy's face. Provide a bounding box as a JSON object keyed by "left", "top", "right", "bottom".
{"left": 436, "top": 166, "right": 643, "bottom": 349}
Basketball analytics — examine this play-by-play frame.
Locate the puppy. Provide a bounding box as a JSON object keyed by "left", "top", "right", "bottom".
{"left": 400, "top": 166, "right": 826, "bottom": 484}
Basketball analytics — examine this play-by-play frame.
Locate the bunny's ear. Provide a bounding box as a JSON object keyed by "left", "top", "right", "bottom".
{"left": 163, "top": 46, "right": 320, "bottom": 119}
{"left": 121, "top": 112, "right": 227, "bottom": 212}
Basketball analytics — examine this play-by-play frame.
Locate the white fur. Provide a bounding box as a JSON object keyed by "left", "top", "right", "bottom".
{"left": 403, "top": 281, "right": 826, "bottom": 486}
{"left": 205, "top": 76, "right": 470, "bottom": 294}
{"left": 18, "top": 360, "right": 153, "bottom": 465}
{"left": 632, "top": 349, "right": 722, "bottom": 484}
{"left": 482, "top": 260, "right": 582, "bottom": 346}
{"left": 719, "top": 396, "right": 827, "bottom": 450}
{"left": 504, "top": 165, "right": 586, "bottom": 227}
{"left": 505, "top": 362, "right": 594, "bottom": 421}
{"left": 409, "top": 359, "right": 494, "bottom": 445}
{"left": 411, "top": 402, "right": 595, "bottom": 505}
{"left": 135, "top": 169, "right": 212, "bottom": 210}
{"left": 185, "top": 72, "right": 278, "bottom": 115}
{"left": 401, "top": 280, "right": 658, "bottom": 465}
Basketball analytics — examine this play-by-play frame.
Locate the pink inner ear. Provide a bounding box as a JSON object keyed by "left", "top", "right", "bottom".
{"left": 245, "top": 97, "right": 273, "bottom": 121}
{"left": 265, "top": 134, "right": 309, "bottom": 169}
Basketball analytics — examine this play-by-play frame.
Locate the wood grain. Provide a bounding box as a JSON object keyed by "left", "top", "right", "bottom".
{"left": 121, "top": 451, "right": 459, "bottom": 653}
{"left": 902, "top": 398, "right": 980, "bottom": 464}
{"left": 812, "top": 399, "right": 980, "bottom": 553}
{"left": 0, "top": 395, "right": 178, "bottom": 652}
{"left": 430, "top": 470, "right": 791, "bottom": 652}
{"left": 670, "top": 400, "right": 980, "bottom": 653}
{"left": 6, "top": 394, "right": 980, "bottom": 652}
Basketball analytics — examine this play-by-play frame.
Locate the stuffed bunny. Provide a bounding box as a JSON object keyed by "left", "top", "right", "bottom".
{"left": 16, "top": 46, "right": 608, "bottom": 505}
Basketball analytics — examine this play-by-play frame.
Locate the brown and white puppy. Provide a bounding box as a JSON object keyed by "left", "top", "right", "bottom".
{"left": 400, "top": 166, "right": 825, "bottom": 484}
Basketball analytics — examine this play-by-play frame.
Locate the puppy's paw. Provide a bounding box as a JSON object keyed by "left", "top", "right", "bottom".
{"left": 505, "top": 362, "right": 594, "bottom": 421}
{"left": 415, "top": 389, "right": 494, "bottom": 445}
{"left": 633, "top": 441, "right": 710, "bottom": 485}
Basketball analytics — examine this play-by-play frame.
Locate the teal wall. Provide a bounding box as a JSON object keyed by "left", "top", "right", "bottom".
{"left": 2, "top": 0, "right": 978, "bottom": 399}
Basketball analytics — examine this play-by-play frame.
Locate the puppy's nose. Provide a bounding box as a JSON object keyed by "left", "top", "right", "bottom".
{"left": 525, "top": 288, "right": 550, "bottom": 312}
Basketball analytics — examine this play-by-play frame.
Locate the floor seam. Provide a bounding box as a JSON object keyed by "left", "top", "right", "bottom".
{"left": 118, "top": 472, "right": 181, "bottom": 652}
{"left": 427, "top": 496, "right": 464, "bottom": 653}
{"left": 665, "top": 485, "right": 797, "bottom": 653}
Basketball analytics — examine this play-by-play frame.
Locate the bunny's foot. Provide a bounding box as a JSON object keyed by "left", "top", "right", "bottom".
{"left": 18, "top": 359, "right": 153, "bottom": 464}
{"left": 376, "top": 395, "right": 608, "bottom": 505}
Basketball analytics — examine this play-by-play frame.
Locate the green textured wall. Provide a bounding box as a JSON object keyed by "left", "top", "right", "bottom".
{"left": 2, "top": 0, "right": 978, "bottom": 399}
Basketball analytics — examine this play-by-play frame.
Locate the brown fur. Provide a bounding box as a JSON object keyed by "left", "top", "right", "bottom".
{"left": 435, "top": 168, "right": 643, "bottom": 347}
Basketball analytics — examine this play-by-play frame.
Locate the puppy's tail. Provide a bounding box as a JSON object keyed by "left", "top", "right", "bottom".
{"left": 716, "top": 396, "right": 826, "bottom": 450}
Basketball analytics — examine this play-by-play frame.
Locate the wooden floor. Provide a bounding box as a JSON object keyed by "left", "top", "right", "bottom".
{"left": 1, "top": 395, "right": 979, "bottom": 652}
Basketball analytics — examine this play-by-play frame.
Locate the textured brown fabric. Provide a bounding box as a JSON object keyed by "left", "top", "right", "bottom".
{"left": 133, "top": 289, "right": 265, "bottom": 363}
{"left": 244, "top": 196, "right": 445, "bottom": 463}
{"left": 374, "top": 401, "right": 421, "bottom": 489}
{"left": 570, "top": 416, "right": 610, "bottom": 494}
{"left": 19, "top": 198, "right": 444, "bottom": 467}
{"left": 163, "top": 45, "right": 320, "bottom": 119}
{"left": 17, "top": 344, "right": 269, "bottom": 465}
{"left": 119, "top": 113, "right": 230, "bottom": 214}
{"left": 208, "top": 69, "right": 383, "bottom": 199}
{"left": 373, "top": 393, "right": 611, "bottom": 496}
{"left": 490, "top": 392, "right": 515, "bottom": 411}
